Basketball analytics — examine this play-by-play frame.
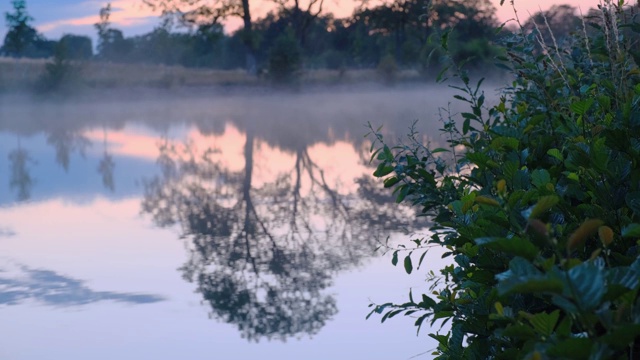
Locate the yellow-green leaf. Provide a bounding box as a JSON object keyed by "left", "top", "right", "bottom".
{"left": 495, "top": 302, "right": 504, "bottom": 316}
{"left": 547, "top": 148, "right": 563, "bottom": 161}
{"left": 530, "top": 195, "right": 559, "bottom": 219}
{"left": 476, "top": 196, "right": 500, "bottom": 207}
{"left": 497, "top": 179, "right": 506, "bottom": 194}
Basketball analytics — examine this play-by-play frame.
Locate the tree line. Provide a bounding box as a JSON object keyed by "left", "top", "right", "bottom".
{"left": 1, "top": 0, "right": 589, "bottom": 76}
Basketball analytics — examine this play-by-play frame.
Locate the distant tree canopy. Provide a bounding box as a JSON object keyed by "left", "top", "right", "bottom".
{"left": 1, "top": 0, "right": 54, "bottom": 58}
{"left": 1, "top": 0, "right": 91, "bottom": 60}
{"left": 59, "top": 34, "right": 93, "bottom": 60}
{"left": 142, "top": 0, "right": 259, "bottom": 73}
{"left": 2, "top": 1, "right": 615, "bottom": 77}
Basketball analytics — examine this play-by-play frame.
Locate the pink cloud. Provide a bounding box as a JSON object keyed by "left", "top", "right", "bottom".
{"left": 37, "top": 0, "right": 159, "bottom": 33}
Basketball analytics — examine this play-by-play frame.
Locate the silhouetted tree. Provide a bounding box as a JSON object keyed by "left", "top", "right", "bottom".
{"left": 94, "top": 3, "right": 132, "bottom": 61}
{"left": 2, "top": 0, "right": 37, "bottom": 57}
{"left": 2, "top": 0, "right": 53, "bottom": 58}
{"left": 272, "top": 0, "right": 327, "bottom": 47}
{"left": 143, "top": 0, "right": 258, "bottom": 74}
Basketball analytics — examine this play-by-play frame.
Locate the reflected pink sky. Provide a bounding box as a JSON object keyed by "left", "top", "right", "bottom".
{"left": 84, "top": 123, "right": 368, "bottom": 193}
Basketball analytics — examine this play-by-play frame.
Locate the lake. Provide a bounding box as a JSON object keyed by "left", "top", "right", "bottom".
{"left": 0, "top": 86, "right": 461, "bottom": 359}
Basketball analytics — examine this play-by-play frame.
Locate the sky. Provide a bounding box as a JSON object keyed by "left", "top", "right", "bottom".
{"left": 0, "top": 0, "right": 601, "bottom": 45}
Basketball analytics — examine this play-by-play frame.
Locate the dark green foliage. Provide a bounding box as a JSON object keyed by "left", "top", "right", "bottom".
{"left": 368, "top": 2, "right": 640, "bottom": 358}
{"left": 267, "top": 30, "right": 302, "bottom": 83}
{"left": 83, "top": 0, "right": 503, "bottom": 74}
{"left": 96, "top": 28, "right": 133, "bottom": 61}
{"left": 59, "top": 34, "right": 93, "bottom": 60}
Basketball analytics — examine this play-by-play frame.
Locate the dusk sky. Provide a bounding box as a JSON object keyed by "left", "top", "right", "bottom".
{"left": 0, "top": 0, "right": 601, "bottom": 45}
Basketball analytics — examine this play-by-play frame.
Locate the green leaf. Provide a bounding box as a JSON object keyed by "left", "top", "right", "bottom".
{"left": 463, "top": 118, "right": 471, "bottom": 134}
{"left": 626, "top": 192, "right": 640, "bottom": 216}
{"left": 567, "top": 260, "right": 605, "bottom": 311}
{"left": 555, "top": 316, "right": 572, "bottom": 336}
{"left": 551, "top": 294, "right": 578, "bottom": 314}
{"left": 436, "top": 65, "right": 450, "bottom": 83}
{"left": 547, "top": 338, "right": 592, "bottom": 359}
{"left": 404, "top": 254, "right": 413, "bottom": 274}
{"left": 417, "top": 250, "right": 428, "bottom": 270}
{"left": 600, "top": 324, "right": 640, "bottom": 347}
{"left": 531, "top": 169, "right": 551, "bottom": 188}
{"left": 475, "top": 196, "right": 500, "bottom": 207}
{"left": 415, "top": 313, "right": 430, "bottom": 335}
{"left": 491, "top": 136, "right": 519, "bottom": 150}
{"left": 547, "top": 148, "right": 563, "bottom": 161}
{"left": 373, "top": 163, "right": 394, "bottom": 177}
{"left": 502, "top": 324, "right": 536, "bottom": 339}
{"left": 475, "top": 237, "right": 539, "bottom": 261}
{"left": 428, "top": 333, "right": 449, "bottom": 348}
{"left": 496, "top": 257, "right": 564, "bottom": 295}
{"left": 383, "top": 145, "right": 393, "bottom": 160}
{"left": 607, "top": 267, "right": 639, "bottom": 289}
{"left": 522, "top": 310, "right": 560, "bottom": 336}
{"left": 567, "top": 172, "right": 579, "bottom": 181}
{"left": 570, "top": 99, "right": 594, "bottom": 116}
{"left": 440, "top": 29, "right": 450, "bottom": 51}
{"left": 383, "top": 176, "right": 400, "bottom": 188}
{"left": 606, "top": 267, "right": 639, "bottom": 300}
{"left": 621, "top": 224, "right": 640, "bottom": 238}
{"left": 461, "top": 112, "right": 478, "bottom": 120}
{"left": 396, "top": 185, "right": 409, "bottom": 203}
{"left": 420, "top": 294, "right": 436, "bottom": 308}
{"left": 391, "top": 251, "right": 398, "bottom": 266}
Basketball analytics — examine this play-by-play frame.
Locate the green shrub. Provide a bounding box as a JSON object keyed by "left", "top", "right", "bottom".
{"left": 368, "top": 1, "right": 640, "bottom": 359}
{"left": 35, "top": 42, "right": 80, "bottom": 93}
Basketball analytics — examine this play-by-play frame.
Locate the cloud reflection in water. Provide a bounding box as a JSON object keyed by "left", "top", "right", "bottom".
{"left": 0, "top": 261, "right": 165, "bottom": 307}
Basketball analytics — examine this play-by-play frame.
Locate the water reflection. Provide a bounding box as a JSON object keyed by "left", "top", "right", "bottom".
{"left": 0, "top": 261, "right": 165, "bottom": 306}
{"left": 0, "top": 227, "right": 16, "bottom": 237}
{"left": 46, "top": 128, "right": 91, "bottom": 172}
{"left": 97, "top": 127, "right": 115, "bottom": 192}
{"left": 8, "top": 137, "right": 35, "bottom": 201}
{"left": 141, "top": 128, "right": 416, "bottom": 341}
{"left": 1, "top": 91, "right": 431, "bottom": 343}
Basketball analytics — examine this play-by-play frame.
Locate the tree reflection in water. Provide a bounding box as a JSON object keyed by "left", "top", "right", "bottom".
{"left": 8, "top": 137, "right": 35, "bottom": 201}
{"left": 142, "top": 128, "right": 416, "bottom": 341}
{"left": 97, "top": 127, "right": 115, "bottom": 192}
{"left": 46, "top": 128, "right": 91, "bottom": 172}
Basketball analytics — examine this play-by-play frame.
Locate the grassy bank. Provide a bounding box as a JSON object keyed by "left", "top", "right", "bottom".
{"left": 0, "top": 57, "right": 427, "bottom": 92}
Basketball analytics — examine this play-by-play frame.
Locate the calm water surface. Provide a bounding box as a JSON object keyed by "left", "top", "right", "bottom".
{"left": 0, "top": 87, "right": 457, "bottom": 359}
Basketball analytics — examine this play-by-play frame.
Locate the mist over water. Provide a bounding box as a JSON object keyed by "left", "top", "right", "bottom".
{"left": 0, "top": 85, "right": 481, "bottom": 359}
